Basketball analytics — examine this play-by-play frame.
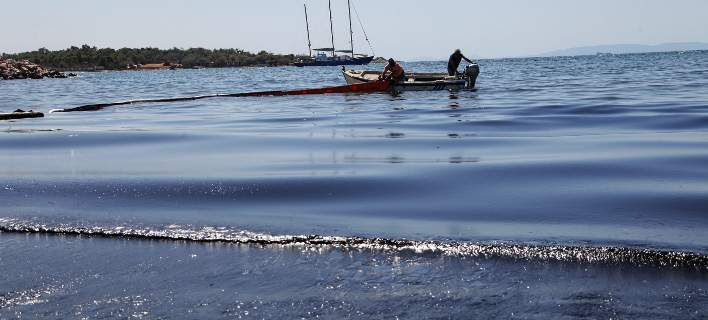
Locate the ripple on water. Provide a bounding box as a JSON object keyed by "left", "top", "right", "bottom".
{"left": 1, "top": 217, "right": 707, "bottom": 272}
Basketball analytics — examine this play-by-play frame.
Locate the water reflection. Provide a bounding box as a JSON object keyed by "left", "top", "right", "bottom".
{"left": 384, "top": 132, "right": 405, "bottom": 138}
{"left": 341, "top": 154, "right": 480, "bottom": 164}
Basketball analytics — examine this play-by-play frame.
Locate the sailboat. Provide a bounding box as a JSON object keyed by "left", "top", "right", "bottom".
{"left": 293, "top": 0, "right": 374, "bottom": 67}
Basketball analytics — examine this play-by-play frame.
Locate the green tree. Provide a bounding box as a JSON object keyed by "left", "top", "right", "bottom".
{"left": 4, "top": 45, "right": 296, "bottom": 70}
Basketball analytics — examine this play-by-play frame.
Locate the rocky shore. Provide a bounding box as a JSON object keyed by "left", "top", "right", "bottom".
{"left": 0, "top": 59, "right": 76, "bottom": 80}
{"left": 0, "top": 109, "right": 44, "bottom": 121}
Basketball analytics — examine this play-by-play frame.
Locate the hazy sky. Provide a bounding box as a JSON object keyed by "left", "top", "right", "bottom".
{"left": 2, "top": 0, "right": 707, "bottom": 60}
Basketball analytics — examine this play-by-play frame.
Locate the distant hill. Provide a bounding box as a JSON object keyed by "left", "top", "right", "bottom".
{"left": 537, "top": 42, "right": 708, "bottom": 57}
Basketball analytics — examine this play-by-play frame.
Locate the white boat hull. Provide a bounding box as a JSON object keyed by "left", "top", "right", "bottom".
{"left": 342, "top": 64, "right": 479, "bottom": 92}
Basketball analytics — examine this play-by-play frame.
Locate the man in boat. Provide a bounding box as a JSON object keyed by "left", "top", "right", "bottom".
{"left": 448, "top": 49, "right": 474, "bottom": 76}
{"left": 378, "top": 58, "right": 405, "bottom": 83}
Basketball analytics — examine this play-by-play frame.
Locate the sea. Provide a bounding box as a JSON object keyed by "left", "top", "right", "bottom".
{"left": 1, "top": 51, "right": 708, "bottom": 319}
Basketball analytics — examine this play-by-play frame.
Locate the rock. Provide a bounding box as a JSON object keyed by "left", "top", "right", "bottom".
{"left": 0, "top": 58, "right": 74, "bottom": 80}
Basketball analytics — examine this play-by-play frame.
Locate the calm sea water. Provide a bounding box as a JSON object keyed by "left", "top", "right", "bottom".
{"left": 2, "top": 51, "right": 708, "bottom": 318}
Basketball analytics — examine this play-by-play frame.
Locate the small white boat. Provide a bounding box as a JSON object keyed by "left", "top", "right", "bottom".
{"left": 342, "top": 64, "right": 480, "bottom": 91}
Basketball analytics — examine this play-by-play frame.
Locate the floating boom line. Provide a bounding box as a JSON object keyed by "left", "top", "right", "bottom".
{"left": 49, "top": 80, "right": 391, "bottom": 113}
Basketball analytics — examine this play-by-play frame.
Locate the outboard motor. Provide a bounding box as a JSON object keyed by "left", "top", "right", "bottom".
{"left": 464, "top": 64, "right": 480, "bottom": 89}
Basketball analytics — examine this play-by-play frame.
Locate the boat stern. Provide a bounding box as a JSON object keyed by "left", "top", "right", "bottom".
{"left": 464, "top": 64, "right": 480, "bottom": 88}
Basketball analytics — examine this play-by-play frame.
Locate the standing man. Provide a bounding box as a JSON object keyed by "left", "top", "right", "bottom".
{"left": 379, "top": 58, "right": 405, "bottom": 83}
{"left": 448, "top": 49, "right": 474, "bottom": 76}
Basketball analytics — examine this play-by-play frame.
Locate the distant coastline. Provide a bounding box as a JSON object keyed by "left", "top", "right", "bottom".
{"left": 534, "top": 42, "right": 708, "bottom": 58}
{"left": 0, "top": 45, "right": 300, "bottom": 72}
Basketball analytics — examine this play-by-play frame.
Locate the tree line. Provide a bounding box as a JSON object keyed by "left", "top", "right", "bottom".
{"left": 1, "top": 45, "right": 298, "bottom": 70}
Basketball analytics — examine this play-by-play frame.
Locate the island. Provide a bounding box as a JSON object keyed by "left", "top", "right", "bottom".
{"left": 1, "top": 45, "right": 300, "bottom": 72}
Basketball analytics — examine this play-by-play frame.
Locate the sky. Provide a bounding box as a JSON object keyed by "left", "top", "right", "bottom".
{"left": 2, "top": 0, "right": 708, "bottom": 60}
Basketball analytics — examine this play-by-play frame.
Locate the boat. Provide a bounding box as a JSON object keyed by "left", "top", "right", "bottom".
{"left": 294, "top": 50, "right": 374, "bottom": 67}
{"left": 294, "top": 0, "right": 374, "bottom": 67}
{"left": 342, "top": 64, "right": 480, "bottom": 91}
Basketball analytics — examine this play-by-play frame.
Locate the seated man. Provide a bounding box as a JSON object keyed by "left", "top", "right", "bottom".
{"left": 448, "top": 49, "right": 473, "bottom": 76}
{"left": 378, "top": 58, "right": 405, "bottom": 82}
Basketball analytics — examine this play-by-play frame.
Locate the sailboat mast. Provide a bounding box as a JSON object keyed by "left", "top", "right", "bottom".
{"left": 328, "top": 0, "right": 336, "bottom": 57}
{"left": 303, "top": 3, "right": 312, "bottom": 57}
{"left": 348, "top": 0, "right": 354, "bottom": 58}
